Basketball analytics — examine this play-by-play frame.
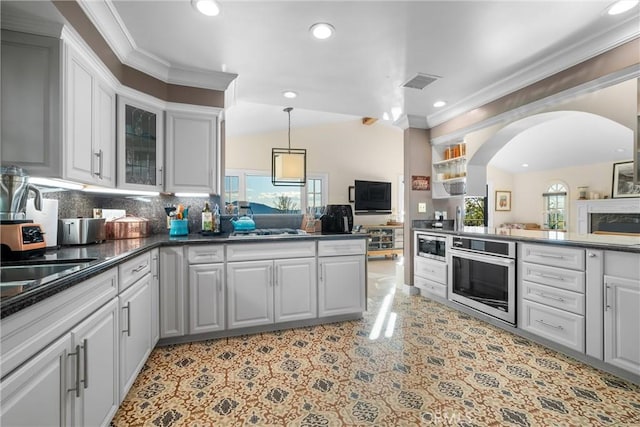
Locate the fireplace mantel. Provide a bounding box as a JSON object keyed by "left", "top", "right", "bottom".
{"left": 576, "top": 198, "right": 640, "bottom": 234}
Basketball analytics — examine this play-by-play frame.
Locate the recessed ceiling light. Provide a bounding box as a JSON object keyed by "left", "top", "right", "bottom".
{"left": 433, "top": 100, "right": 447, "bottom": 108}
{"left": 616, "top": 147, "right": 625, "bottom": 152}
{"left": 283, "top": 91, "right": 298, "bottom": 99}
{"left": 521, "top": 163, "right": 529, "bottom": 168}
{"left": 607, "top": 0, "right": 638, "bottom": 15}
{"left": 310, "top": 23, "right": 335, "bottom": 40}
{"left": 192, "top": 0, "right": 220, "bottom": 16}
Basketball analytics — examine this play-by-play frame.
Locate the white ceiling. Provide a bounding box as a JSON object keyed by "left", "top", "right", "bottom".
{"left": 2, "top": 0, "right": 639, "bottom": 169}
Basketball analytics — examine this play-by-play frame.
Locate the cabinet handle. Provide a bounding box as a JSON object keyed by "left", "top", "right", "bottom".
{"left": 532, "top": 252, "right": 564, "bottom": 259}
{"left": 133, "top": 263, "right": 147, "bottom": 273}
{"left": 268, "top": 265, "right": 273, "bottom": 287}
{"left": 68, "top": 344, "right": 81, "bottom": 398}
{"left": 535, "top": 319, "right": 563, "bottom": 330}
{"left": 152, "top": 255, "right": 158, "bottom": 279}
{"left": 122, "top": 302, "right": 131, "bottom": 336}
{"left": 319, "top": 263, "right": 323, "bottom": 281}
{"left": 217, "top": 270, "right": 221, "bottom": 293}
{"left": 588, "top": 252, "right": 597, "bottom": 258}
{"left": 158, "top": 167, "right": 163, "bottom": 186}
{"left": 535, "top": 272, "right": 564, "bottom": 281}
{"left": 535, "top": 292, "right": 564, "bottom": 302}
{"left": 93, "top": 150, "right": 103, "bottom": 178}
{"left": 604, "top": 284, "right": 611, "bottom": 311}
{"left": 82, "top": 338, "right": 88, "bottom": 389}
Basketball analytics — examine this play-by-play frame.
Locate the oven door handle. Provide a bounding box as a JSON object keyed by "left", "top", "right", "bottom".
{"left": 449, "top": 248, "right": 515, "bottom": 267}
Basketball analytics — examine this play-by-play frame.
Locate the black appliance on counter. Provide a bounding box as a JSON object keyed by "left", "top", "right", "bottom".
{"left": 321, "top": 205, "right": 354, "bottom": 234}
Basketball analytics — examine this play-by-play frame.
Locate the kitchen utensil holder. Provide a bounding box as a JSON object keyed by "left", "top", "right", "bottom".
{"left": 170, "top": 219, "right": 189, "bottom": 236}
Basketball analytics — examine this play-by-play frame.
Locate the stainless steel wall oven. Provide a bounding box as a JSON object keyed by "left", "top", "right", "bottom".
{"left": 448, "top": 236, "right": 516, "bottom": 324}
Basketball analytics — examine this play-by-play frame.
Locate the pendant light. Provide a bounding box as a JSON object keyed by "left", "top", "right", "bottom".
{"left": 272, "top": 107, "right": 306, "bottom": 186}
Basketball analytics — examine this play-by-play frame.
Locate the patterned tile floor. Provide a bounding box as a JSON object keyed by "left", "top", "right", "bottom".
{"left": 112, "top": 258, "right": 640, "bottom": 426}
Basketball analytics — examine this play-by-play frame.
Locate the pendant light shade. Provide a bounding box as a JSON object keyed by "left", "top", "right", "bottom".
{"left": 272, "top": 107, "right": 306, "bottom": 186}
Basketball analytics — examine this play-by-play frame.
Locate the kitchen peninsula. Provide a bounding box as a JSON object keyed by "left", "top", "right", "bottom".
{"left": 412, "top": 224, "right": 640, "bottom": 385}
{"left": 0, "top": 232, "right": 367, "bottom": 425}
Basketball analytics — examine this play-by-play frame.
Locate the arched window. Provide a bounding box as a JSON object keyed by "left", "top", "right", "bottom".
{"left": 543, "top": 182, "right": 568, "bottom": 230}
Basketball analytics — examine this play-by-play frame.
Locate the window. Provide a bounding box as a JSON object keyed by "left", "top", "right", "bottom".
{"left": 224, "top": 175, "right": 239, "bottom": 207}
{"left": 307, "top": 178, "right": 323, "bottom": 215}
{"left": 464, "top": 196, "right": 486, "bottom": 226}
{"left": 225, "top": 170, "right": 327, "bottom": 214}
{"left": 543, "top": 182, "right": 567, "bottom": 230}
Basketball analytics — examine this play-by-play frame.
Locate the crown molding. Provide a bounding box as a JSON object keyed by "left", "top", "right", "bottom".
{"left": 77, "top": 0, "right": 237, "bottom": 91}
{"left": 430, "top": 64, "right": 640, "bottom": 146}
{"left": 426, "top": 15, "right": 640, "bottom": 129}
{"left": 1, "top": 8, "right": 63, "bottom": 38}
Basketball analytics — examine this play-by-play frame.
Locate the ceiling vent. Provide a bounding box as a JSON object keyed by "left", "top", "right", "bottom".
{"left": 402, "top": 73, "right": 440, "bottom": 90}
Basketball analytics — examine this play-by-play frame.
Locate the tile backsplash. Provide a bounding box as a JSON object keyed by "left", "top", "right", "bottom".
{"left": 40, "top": 190, "right": 304, "bottom": 235}
{"left": 42, "top": 190, "right": 222, "bottom": 235}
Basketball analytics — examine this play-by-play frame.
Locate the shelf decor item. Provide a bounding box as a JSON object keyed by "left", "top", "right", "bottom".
{"left": 495, "top": 190, "right": 511, "bottom": 211}
{"left": 612, "top": 161, "right": 640, "bottom": 198}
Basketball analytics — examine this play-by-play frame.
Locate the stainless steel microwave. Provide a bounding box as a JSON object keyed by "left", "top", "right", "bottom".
{"left": 415, "top": 232, "right": 447, "bottom": 261}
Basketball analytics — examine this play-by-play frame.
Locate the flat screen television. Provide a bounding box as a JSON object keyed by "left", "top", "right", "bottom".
{"left": 354, "top": 180, "right": 392, "bottom": 214}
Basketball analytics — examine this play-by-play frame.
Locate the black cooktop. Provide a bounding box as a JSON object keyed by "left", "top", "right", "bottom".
{"left": 230, "top": 228, "right": 304, "bottom": 236}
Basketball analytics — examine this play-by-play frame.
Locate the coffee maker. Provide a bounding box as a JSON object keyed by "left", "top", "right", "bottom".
{"left": 1, "top": 166, "right": 46, "bottom": 259}
{"left": 321, "top": 204, "right": 354, "bottom": 234}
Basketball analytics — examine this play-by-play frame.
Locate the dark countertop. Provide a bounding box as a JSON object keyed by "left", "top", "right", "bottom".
{"left": 0, "top": 232, "right": 367, "bottom": 319}
{"left": 413, "top": 226, "right": 640, "bottom": 253}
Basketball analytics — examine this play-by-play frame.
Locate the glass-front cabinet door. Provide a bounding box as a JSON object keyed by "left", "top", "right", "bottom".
{"left": 117, "top": 95, "right": 164, "bottom": 191}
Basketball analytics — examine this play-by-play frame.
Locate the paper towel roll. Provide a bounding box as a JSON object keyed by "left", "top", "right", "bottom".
{"left": 26, "top": 198, "right": 59, "bottom": 247}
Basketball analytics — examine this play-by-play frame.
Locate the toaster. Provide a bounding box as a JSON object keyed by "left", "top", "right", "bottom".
{"left": 58, "top": 218, "right": 106, "bottom": 245}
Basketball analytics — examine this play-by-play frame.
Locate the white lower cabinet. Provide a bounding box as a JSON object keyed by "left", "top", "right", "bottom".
{"left": 0, "top": 299, "right": 119, "bottom": 427}
{"left": 227, "top": 260, "right": 274, "bottom": 329}
{"left": 70, "top": 299, "right": 119, "bottom": 427}
{"left": 275, "top": 258, "right": 317, "bottom": 323}
{"left": 0, "top": 334, "right": 69, "bottom": 427}
{"left": 150, "top": 248, "right": 160, "bottom": 346}
{"left": 318, "top": 255, "right": 366, "bottom": 317}
{"left": 189, "top": 263, "right": 225, "bottom": 334}
{"left": 518, "top": 243, "right": 586, "bottom": 353}
{"left": 227, "top": 257, "right": 317, "bottom": 329}
{"left": 414, "top": 256, "right": 447, "bottom": 299}
{"left": 159, "top": 246, "right": 186, "bottom": 338}
{"left": 604, "top": 275, "right": 640, "bottom": 375}
{"left": 119, "top": 274, "right": 152, "bottom": 401}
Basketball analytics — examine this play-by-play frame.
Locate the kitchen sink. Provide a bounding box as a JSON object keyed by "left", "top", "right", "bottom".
{"left": 1, "top": 259, "right": 97, "bottom": 284}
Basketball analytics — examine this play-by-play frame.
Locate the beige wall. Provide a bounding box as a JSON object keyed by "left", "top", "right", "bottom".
{"left": 225, "top": 119, "right": 404, "bottom": 225}
{"left": 487, "top": 161, "right": 614, "bottom": 232}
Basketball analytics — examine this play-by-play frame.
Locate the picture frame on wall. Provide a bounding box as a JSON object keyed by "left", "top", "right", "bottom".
{"left": 495, "top": 190, "right": 511, "bottom": 211}
{"left": 411, "top": 175, "right": 430, "bottom": 191}
{"left": 612, "top": 161, "right": 640, "bottom": 198}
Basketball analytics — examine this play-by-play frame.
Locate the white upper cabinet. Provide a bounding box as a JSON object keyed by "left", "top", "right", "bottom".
{"left": 65, "top": 44, "right": 116, "bottom": 187}
{"left": 117, "top": 95, "right": 164, "bottom": 191}
{"left": 165, "top": 108, "right": 219, "bottom": 194}
{"left": 1, "top": 30, "right": 62, "bottom": 177}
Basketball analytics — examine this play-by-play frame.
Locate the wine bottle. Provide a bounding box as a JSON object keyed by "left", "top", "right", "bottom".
{"left": 202, "top": 202, "right": 213, "bottom": 232}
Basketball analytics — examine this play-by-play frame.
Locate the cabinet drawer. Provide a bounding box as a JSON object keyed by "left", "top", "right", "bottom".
{"left": 414, "top": 257, "right": 447, "bottom": 285}
{"left": 118, "top": 252, "right": 151, "bottom": 292}
{"left": 318, "top": 239, "right": 366, "bottom": 256}
{"left": 227, "top": 241, "right": 316, "bottom": 261}
{"left": 415, "top": 276, "right": 447, "bottom": 299}
{"left": 521, "top": 281, "right": 585, "bottom": 315}
{"left": 520, "top": 243, "right": 585, "bottom": 270}
{"left": 521, "top": 262, "right": 585, "bottom": 293}
{"left": 519, "top": 300, "right": 584, "bottom": 352}
{"left": 188, "top": 244, "right": 224, "bottom": 264}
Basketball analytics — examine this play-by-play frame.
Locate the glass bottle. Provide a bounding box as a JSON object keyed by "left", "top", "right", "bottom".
{"left": 202, "top": 202, "right": 213, "bottom": 232}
